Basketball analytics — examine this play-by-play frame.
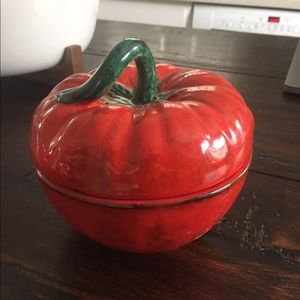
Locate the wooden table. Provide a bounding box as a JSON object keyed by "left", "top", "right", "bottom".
{"left": 1, "top": 21, "right": 300, "bottom": 299}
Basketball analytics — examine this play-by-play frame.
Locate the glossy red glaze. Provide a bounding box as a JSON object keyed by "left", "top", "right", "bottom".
{"left": 30, "top": 63, "right": 254, "bottom": 252}
{"left": 40, "top": 176, "right": 246, "bottom": 253}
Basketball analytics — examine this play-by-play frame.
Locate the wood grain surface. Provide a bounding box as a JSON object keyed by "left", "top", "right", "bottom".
{"left": 86, "top": 21, "right": 298, "bottom": 78}
{"left": 1, "top": 20, "right": 300, "bottom": 299}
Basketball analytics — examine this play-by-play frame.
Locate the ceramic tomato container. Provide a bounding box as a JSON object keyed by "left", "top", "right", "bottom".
{"left": 30, "top": 39, "right": 254, "bottom": 252}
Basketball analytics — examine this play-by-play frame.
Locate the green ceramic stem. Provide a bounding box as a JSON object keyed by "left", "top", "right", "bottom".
{"left": 56, "top": 39, "right": 158, "bottom": 105}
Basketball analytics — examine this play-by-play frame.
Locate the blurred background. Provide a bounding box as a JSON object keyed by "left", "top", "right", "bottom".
{"left": 1, "top": 0, "right": 299, "bottom": 77}
{"left": 98, "top": 0, "right": 300, "bottom": 35}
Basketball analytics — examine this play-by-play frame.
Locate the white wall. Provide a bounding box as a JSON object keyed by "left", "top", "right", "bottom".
{"left": 98, "top": 0, "right": 192, "bottom": 27}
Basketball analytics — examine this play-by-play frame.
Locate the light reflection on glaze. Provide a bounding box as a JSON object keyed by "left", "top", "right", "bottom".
{"left": 211, "top": 136, "right": 228, "bottom": 160}
{"left": 235, "top": 119, "right": 242, "bottom": 131}
{"left": 200, "top": 140, "right": 210, "bottom": 153}
{"left": 229, "top": 129, "right": 237, "bottom": 144}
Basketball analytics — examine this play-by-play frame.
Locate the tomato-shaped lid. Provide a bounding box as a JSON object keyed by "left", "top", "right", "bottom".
{"left": 30, "top": 39, "right": 254, "bottom": 203}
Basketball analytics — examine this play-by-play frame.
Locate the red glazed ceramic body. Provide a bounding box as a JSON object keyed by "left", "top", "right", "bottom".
{"left": 30, "top": 39, "right": 254, "bottom": 252}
